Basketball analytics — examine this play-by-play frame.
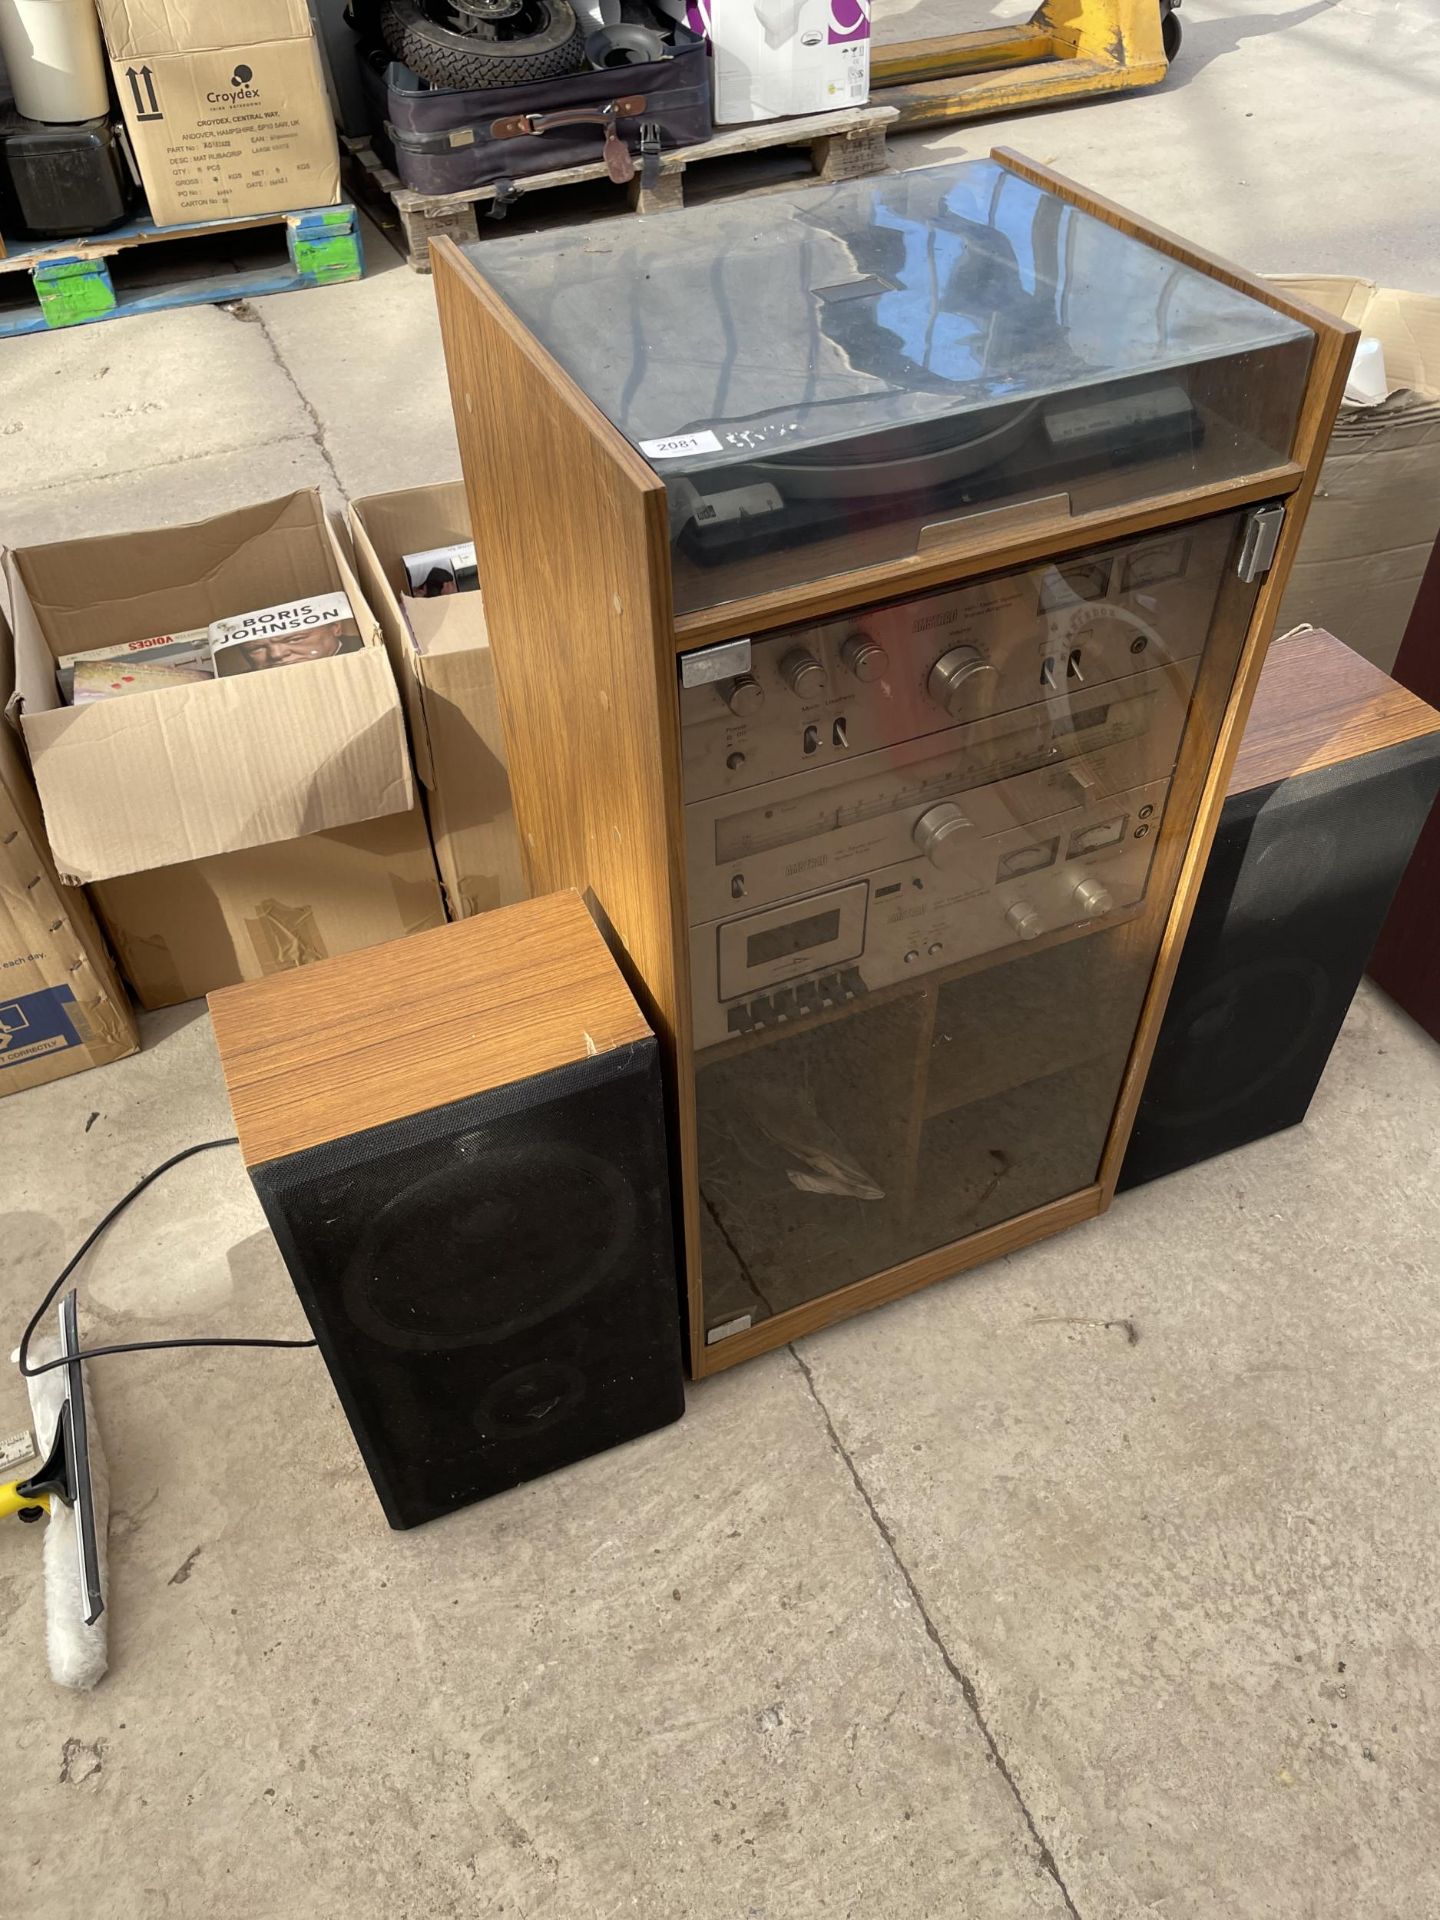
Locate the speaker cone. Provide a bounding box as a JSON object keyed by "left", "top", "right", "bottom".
{"left": 1144, "top": 955, "right": 1330, "bottom": 1129}
{"left": 474, "top": 1360, "right": 588, "bottom": 1438}
{"left": 341, "top": 1140, "right": 637, "bottom": 1350}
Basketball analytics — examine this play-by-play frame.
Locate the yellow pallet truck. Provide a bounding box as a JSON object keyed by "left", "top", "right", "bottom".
{"left": 873, "top": 0, "right": 1179, "bottom": 130}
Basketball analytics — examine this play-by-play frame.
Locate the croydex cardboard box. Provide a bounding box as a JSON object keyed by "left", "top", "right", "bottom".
{"left": 348, "top": 484, "right": 526, "bottom": 921}
{"left": 1271, "top": 276, "right": 1440, "bottom": 676}
{"left": 691, "top": 0, "right": 871, "bottom": 123}
{"left": 0, "top": 591, "right": 138, "bottom": 1097}
{"left": 95, "top": 0, "right": 340, "bottom": 227}
{"left": 5, "top": 492, "right": 444, "bottom": 1009}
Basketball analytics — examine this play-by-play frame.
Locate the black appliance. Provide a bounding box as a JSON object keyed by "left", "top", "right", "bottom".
{"left": 0, "top": 110, "right": 135, "bottom": 240}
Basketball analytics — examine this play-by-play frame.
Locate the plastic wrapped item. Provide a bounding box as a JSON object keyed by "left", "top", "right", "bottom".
{"left": 0, "top": 111, "right": 134, "bottom": 240}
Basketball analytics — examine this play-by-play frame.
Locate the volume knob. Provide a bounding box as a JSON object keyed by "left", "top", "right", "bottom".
{"left": 720, "top": 673, "right": 764, "bottom": 718}
{"left": 841, "top": 633, "right": 889, "bottom": 683}
{"left": 1006, "top": 900, "right": 1043, "bottom": 941}
{"left": 781, "top": 648, "right": 828, "bottom": 701}
{"left": 913, "top": 801, "right": 972, "bottom": 871}
{"left": 1072, "top": 877, "right": 1113, "bottom": 918}
{"left": 928, "top": 645, "right": 996, "bottom": 720}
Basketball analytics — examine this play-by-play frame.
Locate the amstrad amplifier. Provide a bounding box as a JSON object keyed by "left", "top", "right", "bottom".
{"left": 433, "top": 149, "right": 1355, "bottom": 1375}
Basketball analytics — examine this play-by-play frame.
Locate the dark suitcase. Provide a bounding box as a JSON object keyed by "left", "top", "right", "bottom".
{"left": 367, "top": 26, "right": 712, "bottom": 197}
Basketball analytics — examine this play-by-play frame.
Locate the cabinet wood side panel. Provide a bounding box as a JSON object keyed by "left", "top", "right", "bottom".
{"left": 432, "top": 238, "right": 706, "bottom": 1366}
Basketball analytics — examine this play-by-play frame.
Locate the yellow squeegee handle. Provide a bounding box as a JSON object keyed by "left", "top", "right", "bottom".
{"left": 0, "top": 1479, "right": 51, "bottom": 1521}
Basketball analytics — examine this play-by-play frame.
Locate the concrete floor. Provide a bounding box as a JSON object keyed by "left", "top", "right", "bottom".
{"left": 4, "top": 2, "right": 1440, "bottom": 1913}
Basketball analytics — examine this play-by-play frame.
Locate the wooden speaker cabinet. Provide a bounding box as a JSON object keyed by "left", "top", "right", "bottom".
{"left": 209, "top": 892, "right": 685, "bottom": 1525}
{"left": 432, "top": 149, "right": 1354, "bottom": 1377}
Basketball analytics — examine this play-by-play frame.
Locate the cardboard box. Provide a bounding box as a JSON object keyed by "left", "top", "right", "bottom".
{"left": 92, "top": 806, "right": 446, "bottom": 1009}
{"left": 0, "top": 594, "right": 138, "bottom": 1097}
{"left": 5, "top": 491, "right": 444, "bottom": 1009}
{"left": 1271, "top": 276, "right": 1440, "bottom": 676}
{"left": 6, "top": 492, "right": 411, "bottom": 883}
{"left": 701, "top": 0, "right": 870, "bottom": 124}
{"left": 96, "top": 0, "right": 339, "bottom": 228}
{"left": 349, "top": 484, "right": 527, "bottom": 921}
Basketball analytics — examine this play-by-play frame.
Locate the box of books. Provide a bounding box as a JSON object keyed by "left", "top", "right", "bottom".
{"left": 4, "top": 492, "right": 445, "bottom": 1007}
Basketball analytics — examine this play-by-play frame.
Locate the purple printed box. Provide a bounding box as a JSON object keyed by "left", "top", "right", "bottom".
{"left": 687, "top": 0, "right": 870, "bottom": 123}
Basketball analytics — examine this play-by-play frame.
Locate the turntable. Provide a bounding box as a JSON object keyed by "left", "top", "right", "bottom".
{"left": 463, "top": 156, "right": 1315, "bottom": 611}
{"left": 434, "top": 149, "right": 1355, "bottom": 1375}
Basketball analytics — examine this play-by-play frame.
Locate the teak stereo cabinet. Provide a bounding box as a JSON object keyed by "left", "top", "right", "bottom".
{"left": 433, "top": 149, "right": 1356, "bottom": 1379}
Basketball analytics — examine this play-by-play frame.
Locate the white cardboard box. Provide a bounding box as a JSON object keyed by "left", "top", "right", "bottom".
{"left": 698, "top": 0, "right": 871, "bottom": 124}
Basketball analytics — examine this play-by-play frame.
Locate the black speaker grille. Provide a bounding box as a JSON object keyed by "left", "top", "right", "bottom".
{"left": 1141, "top": 955, "right": 1332, "bottom": 1130}
{"left": 253, "top": 1042, "right": 684, "bottom": 1527}
{"left": 1120, "top": 738, "right": 1440, "bottom": 1188}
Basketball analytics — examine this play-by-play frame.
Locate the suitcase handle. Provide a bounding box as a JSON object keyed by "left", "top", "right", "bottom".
{"left": 490, "top": 96, "right": 647, "bottom": 140}
{"left": 491, "top": 95, "right": 648, "bottom": 184}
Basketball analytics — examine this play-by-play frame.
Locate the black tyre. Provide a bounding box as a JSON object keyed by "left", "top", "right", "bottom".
{"left": 1161, "top": 7, "right": 1182, "bottom": 60}
{"left": 380, "top": 0, "right": 587, "bottom": 88}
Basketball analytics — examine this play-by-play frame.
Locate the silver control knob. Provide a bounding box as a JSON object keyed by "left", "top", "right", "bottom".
{"left": 912, "top": 801, "right": 972, "bottom": 871}
{"left": 780, "top": 648, "right": 828, "bottom": 701}
{"left": 720, "top": 673, "right": 764, "bottom": 718}
{"left": 928, "top": 645, "right": 996, "bottom": 719}
{"left": 1072, "top": 877, "right": 1113, "bottom": 918}
{"left": 1006, "top": 901, "right": 1043, "bottom": 941}
{"left": 841, "top": 633, "right": 889, "bottom": 683}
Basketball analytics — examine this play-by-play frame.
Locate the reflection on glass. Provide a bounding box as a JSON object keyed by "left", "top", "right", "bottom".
{"left": 1039, "top": 560, "right": 1113, "bottom": 609}
{"left": 471, "top": 158, "right": 1314, "bottom": 611}
{"left": 687, "top": 509, "right": 1262, "bottom": 1340}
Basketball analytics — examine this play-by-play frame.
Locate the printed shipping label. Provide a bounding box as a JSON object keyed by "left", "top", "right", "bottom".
{"left": 0, "top": 987, "right": 82, "bottom": 1070}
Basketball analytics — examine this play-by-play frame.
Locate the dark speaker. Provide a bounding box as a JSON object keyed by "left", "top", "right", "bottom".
{"left": 209, "top": 892, "right": 684, "bottom": 1528}
{"left": 1120, "top": 629, "right": 1440, "bottom": 1189}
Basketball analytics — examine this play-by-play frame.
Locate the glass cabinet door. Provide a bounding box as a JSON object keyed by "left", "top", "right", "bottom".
{"left": 684, "top": 503, "right": 1269, "bottom": 1342}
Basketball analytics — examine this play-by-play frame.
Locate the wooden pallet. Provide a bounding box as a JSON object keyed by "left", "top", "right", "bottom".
{"left": 345, "top": 104, "right": 897, "bottom": 273}
{"left": 0, "top": 203, "right": 363, "bottom": 337}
